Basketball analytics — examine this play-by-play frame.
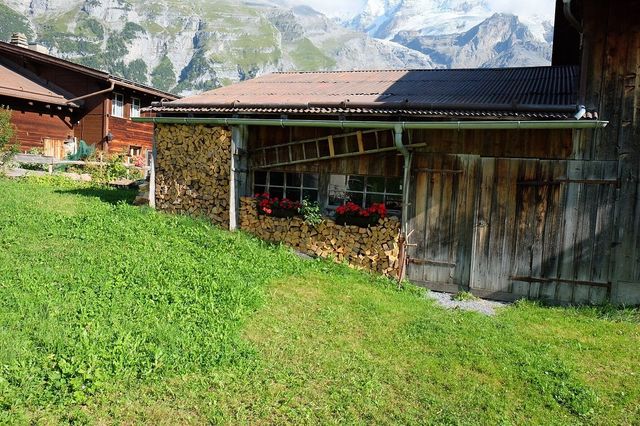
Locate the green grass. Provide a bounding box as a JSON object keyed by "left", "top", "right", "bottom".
{"left": 452, "top": 290, "right": 479, "bottom": 301}
{"left": 0, "top": 177, "right": 638, "bottom": 424}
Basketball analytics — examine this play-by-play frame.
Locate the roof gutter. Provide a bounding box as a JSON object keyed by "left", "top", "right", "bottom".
{"left": 66, "top": 80, "right": 115, "bottom": 105}
{"left": 133, "top": 116, "right": 608, "bottom": 130}
{"left": 155, "top": 101, "right": 582, "bottom": 114}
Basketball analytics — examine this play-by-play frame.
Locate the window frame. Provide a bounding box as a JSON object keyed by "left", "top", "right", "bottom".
{"left": 327, "top": 174, "right": 403, "bottom": 215}
{"left": 111, "top": 92, "right": 124, "bottom": 118}
{"left": 130, "top": 97, "right": 141, "bottom": 118}
{"left": 253, "top": 171, "right": 320, "bottom": 203}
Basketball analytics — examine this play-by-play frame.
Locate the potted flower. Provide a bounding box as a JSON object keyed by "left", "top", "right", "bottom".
{"left": 335, "top": 202, "right": 387, "bottom": 227}
{"left": 255, "top": 193, "right": 301, "bottom": 218}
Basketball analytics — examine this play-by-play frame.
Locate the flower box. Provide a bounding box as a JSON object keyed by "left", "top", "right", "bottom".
{"left": 268, "top": 207, "right": 298, "bottom": 218}
{"left": 335, "top": 214, "right": 380, "bottom": 227}
{"left": 334, "top": 202, "right": 387, "bottom": 228}
{"left": 255, "top": 193, "right": 300, "bottom": 218}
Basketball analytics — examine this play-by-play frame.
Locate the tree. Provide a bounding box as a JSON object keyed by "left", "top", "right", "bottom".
{"left": 0, "top": 106, "right": 15, "bottom": 151}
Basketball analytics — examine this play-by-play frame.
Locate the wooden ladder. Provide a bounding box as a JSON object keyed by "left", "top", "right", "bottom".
{"left": 250, "top": 129, "right": 396, "bottom": 168}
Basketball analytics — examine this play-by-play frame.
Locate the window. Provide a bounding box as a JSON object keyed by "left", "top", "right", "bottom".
{"left": 129, "top": 145, "right": 142, "bottom": 157}
{"left": 328, "top": 174, "right": 402, "bottom": 215}
{"left": 131, "top": 97, "right": 141, "bottom": 118}
{"left": 253, "top": 171, "right": 319, "bottom": 202}
{"left": 111, "top": 93, "right": 124, "bottom": 118}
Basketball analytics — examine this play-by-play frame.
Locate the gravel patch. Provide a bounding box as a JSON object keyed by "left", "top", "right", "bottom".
{"left": 426, "top": 291, "right": 510, "bottom": 316}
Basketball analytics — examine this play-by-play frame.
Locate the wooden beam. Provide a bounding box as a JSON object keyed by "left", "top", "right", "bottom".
{"left": 357, "top": 131, "right": 364, "bottom": 153}
{"left": 328, "top": 135, "right": 335, "bottom": 157}
{"left": 510, "top": 276, "right": 612, "bottom": 289}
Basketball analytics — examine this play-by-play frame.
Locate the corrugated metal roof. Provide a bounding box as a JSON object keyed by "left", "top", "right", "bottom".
{"left": 151, "top": 66, "right": 583, "bottom": 119}
{"left": 0, "top": 59, "right": 74, "bottom": 107}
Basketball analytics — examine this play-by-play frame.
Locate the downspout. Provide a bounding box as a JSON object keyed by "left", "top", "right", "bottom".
{"left": 563, "top": 0, "right": 583, "bottom": 34}
{"left": 394, "top": 124, "right": 412, "bottom": 283}
{"left": 66, "top": 80, "right": 115, "bottom": 104}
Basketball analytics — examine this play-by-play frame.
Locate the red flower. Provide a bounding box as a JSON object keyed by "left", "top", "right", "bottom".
{"left": 335, "top": 202, "right": 388, "bottom": 220}
{"left": 254, "top": 193, "right": 300, "bottom": 217}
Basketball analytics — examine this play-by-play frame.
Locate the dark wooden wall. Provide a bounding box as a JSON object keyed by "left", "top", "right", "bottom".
{"left": 109, "top": 116, "right": 154, "bottom": 154}
{"left": 578, "top": 0, "right": 640, "bottom": 303}
{"left": 407, "top": 153, "right": 618, "bottom": 303}
{"left": 75, "top": 98, "right": 105, "bottom": 147}
{"left": 409, "top": 128, "right": 573, "bottom": 159}
{"left": 2, "top": 98, "right": 74, "bottom": 151}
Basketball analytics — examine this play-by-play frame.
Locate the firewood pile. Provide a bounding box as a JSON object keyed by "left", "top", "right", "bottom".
{"left": 240, "top": 197, "right": 401, "bottom": 277}
{"left": 155, "top": 124, "right": 231, "bottom": 228}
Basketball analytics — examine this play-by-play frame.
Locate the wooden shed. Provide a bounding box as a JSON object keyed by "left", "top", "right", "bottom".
{"left": 137, "top": 0, "right": 640, "bottom": 306}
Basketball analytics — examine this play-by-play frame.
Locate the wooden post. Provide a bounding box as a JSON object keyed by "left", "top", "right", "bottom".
{"left": 149, "top": 131, "right": 157, "bottom": 209}
{"left": 230, "top": 125, "right": 248, "bottom": 231}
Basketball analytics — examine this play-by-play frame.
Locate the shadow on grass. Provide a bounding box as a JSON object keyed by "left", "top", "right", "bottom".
{"left": 55, "top": 187, "right": 138, "bottom": 205}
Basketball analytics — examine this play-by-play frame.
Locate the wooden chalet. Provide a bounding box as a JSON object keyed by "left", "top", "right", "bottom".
{"left": 138, "top": 0, "right": 640, "bottom": 305}
{"left": 0, "top": 36, "right": 177, "bottom": 157}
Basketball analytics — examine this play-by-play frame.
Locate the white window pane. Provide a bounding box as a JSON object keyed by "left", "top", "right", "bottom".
{"left": 131, "top": 98, "right": 141, "bottom": 118}
{"left": 112, "top": 93, "right": 124, "bottom": 118}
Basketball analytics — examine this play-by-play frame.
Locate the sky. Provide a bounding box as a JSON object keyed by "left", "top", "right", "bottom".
{"left": 293, "top": 0, "right": 556, "bottom": 21}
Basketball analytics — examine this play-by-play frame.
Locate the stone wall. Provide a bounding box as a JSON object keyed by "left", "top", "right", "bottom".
{"left": 155, "top": 124, "right": 231, "bottom": 228}
{"left": 240, "top": 197, "right": 401, "bottom": 277}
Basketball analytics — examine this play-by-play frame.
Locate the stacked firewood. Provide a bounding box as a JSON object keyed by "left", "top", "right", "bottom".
{"left": 240, "top": 197, "right": 401, "bottom": 277}
{"left": 155, "top": 124, "right": 231, "bottom": 228}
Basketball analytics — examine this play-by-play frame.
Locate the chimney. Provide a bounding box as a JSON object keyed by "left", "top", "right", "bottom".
{"left": 28, "top": 43, "right": 50, "bottom": 54}
{"left": 9, "top": 32, "right": 29, "bottom": 48}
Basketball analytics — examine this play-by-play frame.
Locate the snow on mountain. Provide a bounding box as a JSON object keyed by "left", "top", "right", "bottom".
{"left": 393, "top": 13, "right": 552, "bottom": 68}
{"left": 347, "top": 0, "right": 552, "bottom": 43}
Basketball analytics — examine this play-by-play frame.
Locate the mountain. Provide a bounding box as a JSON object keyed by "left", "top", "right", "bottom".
{"left": 393, "top": 13, "right": 553, "bottom": 68}
{"left": 0, "top": 0, "right": 554, "bottom": 95}
{"left": 347, "top": 0, "right": 553, "bottom": 68}
{"left": 347, "top": 0, "right": 553, "bottom": 43}
{"left": 349, "top": 0, "right": 494, "bottom": 39}
{"left": 0, "top": 0, "right": 435, "bottom": 95}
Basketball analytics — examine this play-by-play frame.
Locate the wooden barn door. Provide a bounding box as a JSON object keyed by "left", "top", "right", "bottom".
{"left": 469, "top": 159, "right": 618, "bottom": 303}
{"left": 406, "top": 154, "right": 479, "bottom": 291}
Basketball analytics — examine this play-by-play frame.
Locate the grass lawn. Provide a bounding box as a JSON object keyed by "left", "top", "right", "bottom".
{"left": 0, "top": 177, "right": 638, "bottom": 424}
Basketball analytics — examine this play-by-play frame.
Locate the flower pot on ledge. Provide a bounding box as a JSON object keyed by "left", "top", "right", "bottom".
{"left": 335, "top": 214, "right": 380, "bottom": 228}
{"left": 269, "top": 208, "right": 298, "bottom": 219}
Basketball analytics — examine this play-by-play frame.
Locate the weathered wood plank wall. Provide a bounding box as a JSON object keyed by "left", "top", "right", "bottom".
{"left": 406, "top": 152, "right": 618, "bottom": 304}
{"left": 580, "top": 0, "right": 640, "bottom": 304}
